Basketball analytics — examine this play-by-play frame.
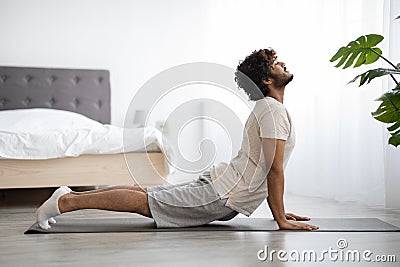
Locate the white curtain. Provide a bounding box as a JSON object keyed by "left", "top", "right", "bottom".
{"left": 383, "top": 0, "right": 400, "bottom": 208}
{"left": 202, "top": 0, "right": 387, "bottom": 206}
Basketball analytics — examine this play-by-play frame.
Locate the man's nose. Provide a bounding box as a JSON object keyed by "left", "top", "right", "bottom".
{"left": 278, "top": 62, "right": 285, "bottom": 67}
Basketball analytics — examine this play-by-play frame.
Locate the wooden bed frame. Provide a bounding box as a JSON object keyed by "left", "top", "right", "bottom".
{"left": 0, "top": 66, "right": 168, "bottom": 189}
{"left": 0, "top": 153, "right": 167, "bottom": 189}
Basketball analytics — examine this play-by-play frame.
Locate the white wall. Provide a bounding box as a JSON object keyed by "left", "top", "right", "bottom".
{"left": 0, "top": 0, "right": 208, "bottom": 126}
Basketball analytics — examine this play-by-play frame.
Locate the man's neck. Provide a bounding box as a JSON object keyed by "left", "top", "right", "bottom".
{"left": 267, "top": 87, "right": 285, "bottom": 103}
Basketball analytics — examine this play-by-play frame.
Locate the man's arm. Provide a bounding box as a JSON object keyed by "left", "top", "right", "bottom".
{"left": 262, "top": 138, "right": 318, "bottom": 231}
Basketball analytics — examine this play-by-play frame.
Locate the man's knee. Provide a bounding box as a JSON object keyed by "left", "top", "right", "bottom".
{"left": 139, "top": 192, "right": 152, "bottom": 218}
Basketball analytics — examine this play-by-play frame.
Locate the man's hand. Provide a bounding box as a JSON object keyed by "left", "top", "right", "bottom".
{"left": 278, "top": 219, "right": 319, "bottom": 231}
{"left": 285, "top": 213, "right": 310, "bottom": 221}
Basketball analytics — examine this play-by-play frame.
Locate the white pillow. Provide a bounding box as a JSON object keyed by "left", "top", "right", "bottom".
{"left": 0, "top": 108, "right": 103, "bottom": 133}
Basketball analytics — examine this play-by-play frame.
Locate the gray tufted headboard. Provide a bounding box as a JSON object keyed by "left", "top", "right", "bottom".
{"left": 0, "top": 66, "right": 111, "bottom": 124}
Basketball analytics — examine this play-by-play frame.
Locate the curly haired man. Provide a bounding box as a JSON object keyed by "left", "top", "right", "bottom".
{"left": 36, "top": 49, "right": 318, "bottom": 231}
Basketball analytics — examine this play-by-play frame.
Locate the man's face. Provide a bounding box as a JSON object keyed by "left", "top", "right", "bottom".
{"left": 269, "top": 60, "right": 294, "bottom": 87}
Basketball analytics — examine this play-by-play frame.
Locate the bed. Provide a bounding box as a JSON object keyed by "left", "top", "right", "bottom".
{"left": 0, "top": 66, "right": 168, "bottom": 189}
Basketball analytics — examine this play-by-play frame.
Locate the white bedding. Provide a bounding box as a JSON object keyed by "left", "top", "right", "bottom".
{"left": 0, "top": 109, "right": 170, "bottom": 160}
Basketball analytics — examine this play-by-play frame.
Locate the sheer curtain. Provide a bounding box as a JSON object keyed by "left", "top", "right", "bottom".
{"left": 383, "top": 0, "right": 400, "bottom": 208}
{"left": 202, "top": 0, "right": 387, "bottom": 206}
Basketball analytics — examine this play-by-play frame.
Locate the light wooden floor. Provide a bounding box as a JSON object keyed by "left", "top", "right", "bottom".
{"left": 0, "top": 188, "right": 399, "bottom": 267}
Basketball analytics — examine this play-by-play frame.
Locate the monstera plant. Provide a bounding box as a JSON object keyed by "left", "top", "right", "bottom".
{"left": 330, "top": 31, "right": 400, "bottom": 147}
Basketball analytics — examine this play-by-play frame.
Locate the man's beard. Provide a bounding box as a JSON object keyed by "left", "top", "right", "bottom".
{"left": 283, "top": 73, "right": 294, "bottom": 86}
{"left": 271, "top": 73, "right": 294, "bottom": 88}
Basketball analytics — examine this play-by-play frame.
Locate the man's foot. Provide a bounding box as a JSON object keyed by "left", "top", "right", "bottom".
{"left": 35, "top": 187, "right": 71, "bottom": 229}
{"left": 46, "top": 186, "right": 72, "bottom": 224}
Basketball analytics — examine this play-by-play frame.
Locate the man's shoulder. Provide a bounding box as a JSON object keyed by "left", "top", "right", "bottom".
{"left": 254, "top": 97, "right": 286, "bottom": 116}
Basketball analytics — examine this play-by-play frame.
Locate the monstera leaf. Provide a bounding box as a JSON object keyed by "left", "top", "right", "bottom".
{"left": 330, "top": 19, "right": 400, "bottom": 147}
{"left": 372, "top": 90, "right": 400, "bottom": 147}
{"left": 330, "top": 34, "right": 383, "bottom": 69}
{"left": 349, "top": 68, "right": 400, "bottom": 86}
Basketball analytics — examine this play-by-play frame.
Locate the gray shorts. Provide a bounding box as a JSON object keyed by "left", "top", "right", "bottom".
{"left": 146, "top": 171, "right": 238, "bottom": 228}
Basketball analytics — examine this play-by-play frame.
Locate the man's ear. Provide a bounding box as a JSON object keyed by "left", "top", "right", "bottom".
{"left": 262, "top": 78, "right": 272, "bottom": 85}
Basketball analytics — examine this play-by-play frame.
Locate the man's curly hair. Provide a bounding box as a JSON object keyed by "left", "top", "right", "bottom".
{"left": 235, "top": 48, "right": 276, "bottom": 101}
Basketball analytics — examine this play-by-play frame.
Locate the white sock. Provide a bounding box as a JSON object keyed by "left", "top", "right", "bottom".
{"left": 36, "top": 187, "right": 70, "bottom": 229}
{"left": 47, "top": 186, "right": 72, "bottom": 225}
{"left": 61, "top": 186, "right": 72, "bottom": 193}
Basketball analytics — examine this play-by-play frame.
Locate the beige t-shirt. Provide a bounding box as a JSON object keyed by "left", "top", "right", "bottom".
{"left": 210, "top": 96, "right": 295, "bottom": 216}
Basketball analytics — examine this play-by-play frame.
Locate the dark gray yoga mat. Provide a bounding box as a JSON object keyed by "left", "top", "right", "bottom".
{"left": 25, "top": 218, "right": 400, "bottom": 234}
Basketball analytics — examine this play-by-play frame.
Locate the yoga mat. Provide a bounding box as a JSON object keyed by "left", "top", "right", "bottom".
{"left": 25, "top": 218, "right": 400, "bottom": 234}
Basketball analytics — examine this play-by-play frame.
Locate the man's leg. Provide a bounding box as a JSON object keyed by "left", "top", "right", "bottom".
{"left": 69, "top": 185, "right": 147, "bottom": 195}
{"left": 59, "top": 189, "right": 152, "bottom": 217}
{"left": 36, "top": 187, "right": 152, "bottom": 229}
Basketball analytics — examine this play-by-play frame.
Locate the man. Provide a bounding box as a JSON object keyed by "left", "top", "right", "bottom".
{"left": 36, "top": 48, "right": 318, "bottom": 231}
